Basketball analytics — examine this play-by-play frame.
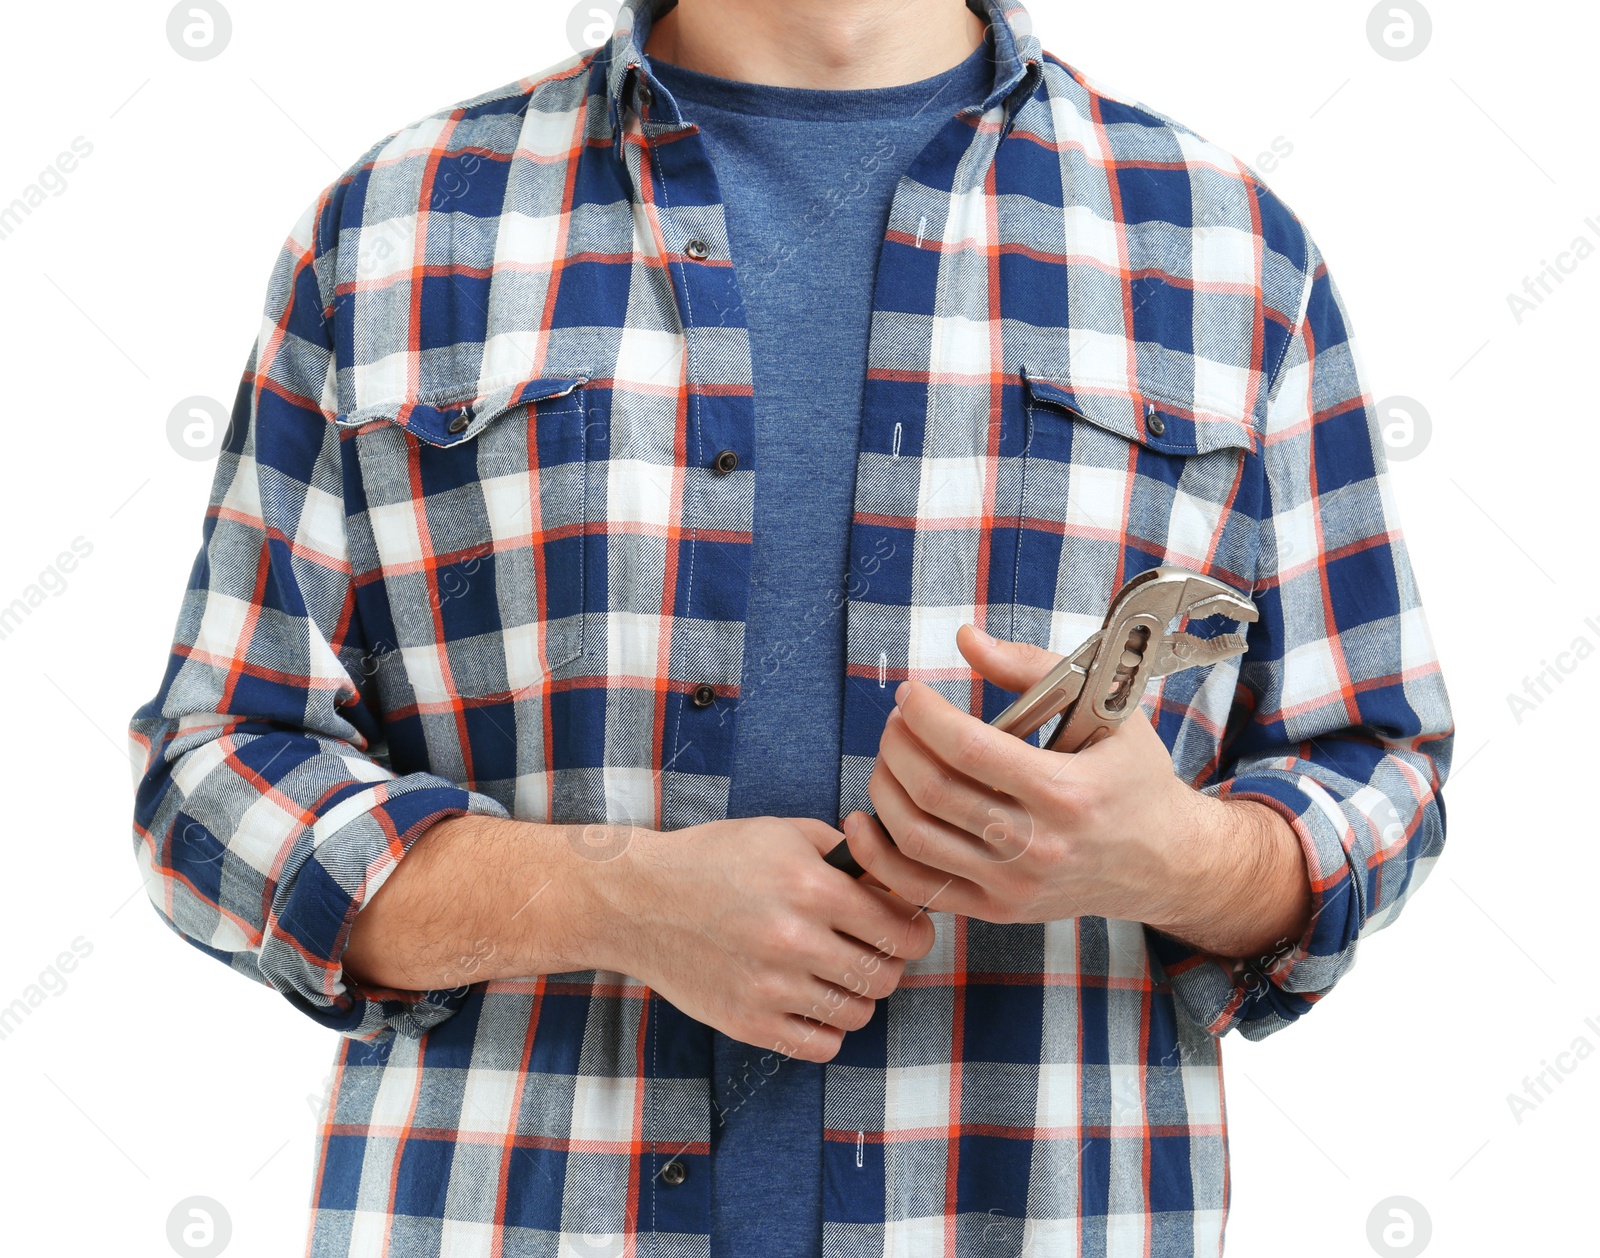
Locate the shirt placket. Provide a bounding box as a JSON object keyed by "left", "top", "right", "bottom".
{"left": 617, "top": 67, "right": 758, "bottom": 1243}
{"left": 624, "top": 75, "right": 755, "bottom": 824}
{"left": 823, "top": 95, "right": 1022, "bottom": 1247}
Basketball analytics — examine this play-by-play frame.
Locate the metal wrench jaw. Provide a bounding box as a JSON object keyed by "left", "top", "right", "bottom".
{"left": 1106, "top": 567, "right": 1259, "bottom": 629}
{"left": 1181, "top": 591, "right": 1260, "bottom": 626}
{"left": 1145, "top": 630, "right": 1250, "bottom": 679}
{"left": 1048, "top": 567, "right": 1257, "bottom": 752}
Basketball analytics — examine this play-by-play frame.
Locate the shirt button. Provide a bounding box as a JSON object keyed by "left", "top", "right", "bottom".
{"left": 712, "top": 448, "right": 738, "bottom": 474}
{"left": 638, "top": 84, "right": 654, "bottom": 110}
{"left": 661, "top": 1159, "right": 688, "bottom": 1186}
{"left": 1147, "top": 413, "right": 1166, "bottom": 437}
{"left": 684, "top": 239, "right": 711, "bottom": 261}
{"left": 691, "top": 684, "right": 717, "bottom": 708}
{"left": 447, "top": 407, "right": 473, "bottom": 434}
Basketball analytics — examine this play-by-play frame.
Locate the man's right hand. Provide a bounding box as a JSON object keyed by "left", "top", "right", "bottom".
{"left": 343, "top": 812, "right": 937, "bottom": 1064}
{"left": 603, "top": 816, "right": 937, "bottom": 1063}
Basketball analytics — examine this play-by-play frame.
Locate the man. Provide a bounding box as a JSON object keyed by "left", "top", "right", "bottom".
{"left": 129, "top": 0, "right": 1454, "bottom": 1253}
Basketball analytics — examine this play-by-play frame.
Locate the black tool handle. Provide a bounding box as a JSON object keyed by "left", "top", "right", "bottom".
{"left": 823, "top": 834, "right": 868, "bottom": 878}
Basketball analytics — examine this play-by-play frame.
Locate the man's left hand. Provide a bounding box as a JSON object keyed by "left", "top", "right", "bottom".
{"left": 843, "top": 623, "right": 1312, "bottom": 958}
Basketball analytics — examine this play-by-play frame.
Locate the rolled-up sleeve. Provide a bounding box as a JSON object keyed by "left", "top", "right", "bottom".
{"left": 1149, "top": 238, "right": 1455, "bottom": 1041}
{"left": 128, "top": 185, "right": 509, "bottom": 1041}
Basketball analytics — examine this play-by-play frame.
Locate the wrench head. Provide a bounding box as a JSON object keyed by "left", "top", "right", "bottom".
{"left": 1107, "top": 566, "right": 1258, "bottom": 629}
{"left": 1145, "top": 630, "right": 1250, "bottom": 679}
{"left": 1049, "top": 567, "right": 1256, "bottom": 751}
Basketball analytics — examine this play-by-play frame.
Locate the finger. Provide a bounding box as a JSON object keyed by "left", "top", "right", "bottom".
{"left": 828, "top": 872, "right": 939, "bottom": 962}
{"left": 955, "top": 622, "right": 1066, "bottom": 693}
{"left": 869, "top": 753, "right": 1031, "bottom": 880}
{"left": 776, "top": 1016, "right": 845, "bottom": 1064}
{"left": 878, "top": 706, "right": 1038, "bottom": 842}
{"left": 791, "top": 979, "right": 878, "bottom": 1033}
{"left": 889, "top": 678, "right": 1061, "bottom": 799}
{"left": 864, "top": 883, "right": 939, "bottom": 961}
{"left": 815, "top": 934, "right": 906, "bottom": 1000}
{"left": 844, "top": 810, "right": 988, "bottom": 920}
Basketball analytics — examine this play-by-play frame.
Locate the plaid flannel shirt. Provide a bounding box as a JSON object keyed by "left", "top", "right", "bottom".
{"left": 129, "top": 1, "right": 1454, "bottom": 1252}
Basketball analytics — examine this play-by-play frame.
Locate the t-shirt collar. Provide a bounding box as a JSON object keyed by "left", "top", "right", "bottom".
{"left": 602, "top": 0, "right": 1043, "bottom": 143}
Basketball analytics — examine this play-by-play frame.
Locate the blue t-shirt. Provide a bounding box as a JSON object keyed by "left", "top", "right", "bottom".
{"left": 647, "top": 39, "right": 994, "bottom": 1258}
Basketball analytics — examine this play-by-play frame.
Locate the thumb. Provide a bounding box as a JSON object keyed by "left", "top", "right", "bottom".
{"left": 956, "top": 623, "right": 1064, "bottom": 694}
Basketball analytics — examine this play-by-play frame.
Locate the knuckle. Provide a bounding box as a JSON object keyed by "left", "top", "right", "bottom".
{"left": 767, "top": 914, "right": 810, "bottom": 956}
{"left": 843, "top": 997, "right": 876, "bottom": 1031}
{"left": 739, "top": 1018, "right": 775, "bottom": 1048}
{"left": 980, "top": 801, "right": 1030, "bottom": 853}
{"left": 825, "top": 997, "right": 867, "bottom": 1032}
{"left": 808, "top": 1030, "right": 844, "bottom": 1063}
{"left": 783, "top": 1019, "right": 838, "bottom": 1063}
{"left": 792, "top": 863, "right": 835, "bottom": 903}
{"left": 747, "top": 968, "right": 789, "bottom": 1012}
{"left": 912, "top": 765, "right": 949, "bottom": 811}
{"left": 984, "top": 860, "right": 1023, "bottom": 895}
{"left": 867, "top": 762, "right": 895, "bottom": 810}
{"left": 867, "top": 959, "right": 905, "bottom": 998}
{"left": 841, "top": 946, "right": 882, "bottom": 987}
{"left": 953, "top": 727, "right": 990, "bottom": 777}
{"left": 768, "top": 1023, "right": 809, "bottom": 1061}
{"left": 1021, "top": 642, "right": 1061, "bottom": 674}
{"left": 898, "top": 818, "right": 934, "bottom": 862}
{"left": 1053, "top": 777, "right": 1092, "bottom": 823}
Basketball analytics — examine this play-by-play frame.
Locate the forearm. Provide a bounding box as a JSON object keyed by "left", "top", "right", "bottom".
{"left": 343, "top": 815, "right": 641, "bottom": 992}
{"left": 1147, "top": 792, "right": 1313, "bottom": 963}
{"left": 339, "top": 811, "right": 937, "bottom": 1062}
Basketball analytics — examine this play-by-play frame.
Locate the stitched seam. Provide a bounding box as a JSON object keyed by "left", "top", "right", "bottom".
{"left": 345, "top": 376, "right": 588, "bottom": 419}
{"left": 1012, "top": 402, "right": 1032, "bottom": 645}
{"left": 573, "top": 395, "right": 590, "bottom": 665}
{"left": 1026, "top": 376, "right": 1258, "bottom": 450}
{"left": 1263, "top": 233, "right": 1317, "bottom": 406}
{"left": 647, "top": 112, "right": 701, "bottom": 852}
{"left": 1028, "top": 396, "right": 1253, "bottom": 457}
{"left": 642, "top": 119, "right": 690, "bottom": 1258}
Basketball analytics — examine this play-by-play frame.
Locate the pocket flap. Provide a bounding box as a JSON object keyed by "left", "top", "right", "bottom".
{"left": 335, "top": 376, "right": 588, "bottom": 448}
{"left": 1022, "top": 370, "right": 1259, "bottom": 457}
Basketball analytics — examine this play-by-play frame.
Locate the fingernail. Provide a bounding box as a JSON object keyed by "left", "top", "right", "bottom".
{"left": 895, "top": 681, "right": 909, "bottom": 705}
{"left": 968, "top": 623, "right": 995, "bottom": 644}
{"left": 843, "top": 812, "right": 858, "bottom": 837}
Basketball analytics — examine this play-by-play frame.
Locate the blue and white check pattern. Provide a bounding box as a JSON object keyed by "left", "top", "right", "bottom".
{"left": 129, "top": 1, "right": 1455, "bottom": 1252}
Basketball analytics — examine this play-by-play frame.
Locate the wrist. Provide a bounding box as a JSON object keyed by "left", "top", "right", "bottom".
{"left": 567, "top": 822, "right": 662, "bottom": 976}
{"left": 430, "top": 815, "right": 651, "bottom": 981}
{"left": 1142, "top": 781, "right": 1227, "bottom": 931}
{"left": 1145, "top": 789, "right": 1310, "bottom": 959}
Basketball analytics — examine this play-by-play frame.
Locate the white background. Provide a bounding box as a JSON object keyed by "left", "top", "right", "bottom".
{"left": 0, "top": 1, "right": 1590, "bottom": 1255}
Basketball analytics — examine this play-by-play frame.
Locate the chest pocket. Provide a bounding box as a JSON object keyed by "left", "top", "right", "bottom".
{"left": 1011, "top": 370, "right": 1260, "bottom": 648}
{"left": 340, "top": 376, "right": 592, "bottom": 707}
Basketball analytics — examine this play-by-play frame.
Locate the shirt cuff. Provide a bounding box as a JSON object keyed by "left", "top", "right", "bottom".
{"left": 263, "top": 776, "right": 510, "bottom": 1042}
{"left": 1147, "top": 767, "right": 1364, "bottom": 1041}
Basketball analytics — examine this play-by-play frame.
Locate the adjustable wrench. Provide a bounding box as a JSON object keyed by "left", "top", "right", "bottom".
{"left": 824, "top": 565, "right": 1258, "bottom": 876}
{"left": 995, "top": 565, "right": 1258, "bottom": 752}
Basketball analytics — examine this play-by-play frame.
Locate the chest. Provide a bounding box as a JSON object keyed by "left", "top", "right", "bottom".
{"left": 328, "top": 119, "right": 1271, "bottom": 825}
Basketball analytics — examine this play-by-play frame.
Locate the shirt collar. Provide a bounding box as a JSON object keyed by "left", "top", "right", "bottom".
{"left": 601, "top": 0, "right": 1042, "bottom": 144}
